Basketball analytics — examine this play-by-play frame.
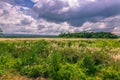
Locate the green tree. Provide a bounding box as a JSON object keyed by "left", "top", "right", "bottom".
{"left": 0, "top": 28, "right": 2, "bottom": 34}
{"left": 59, "top": 32, "right": 119, "bottom": 39}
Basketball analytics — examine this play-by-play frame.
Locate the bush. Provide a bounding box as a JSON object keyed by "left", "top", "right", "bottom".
{"left": 58, "top": 63, "right": 86, "bottom": 80}
{"left": 20, "top": 64, "right": 49, "bottom": 78}
{"left": 21, "top": 65, "right": 41, "bottom": 77}
{"left": 82, "top": 52, "right": 110, "bottom": 76}
{"left": 101, "top": 67, "right": 120, "bottom": 80}
{"left": 48, "top": 51, "right": 62, "bottom": 80}
{"left": 83, "top": 54, "right": 97, "bottom": 75}
{"left": 61, "top": 47, "right": 81, "bottom": 63}
{"left": 0, "top": 70, "right": 4, "bottom": 76}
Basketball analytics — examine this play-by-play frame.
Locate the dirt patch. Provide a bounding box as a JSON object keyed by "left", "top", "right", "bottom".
{"left": 112, "top": 54, "right": 120, "bottom": 61}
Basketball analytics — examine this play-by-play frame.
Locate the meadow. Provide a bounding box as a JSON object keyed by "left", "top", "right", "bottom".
{"left": 0, "top": 38, "right": 120, "bottom": 80}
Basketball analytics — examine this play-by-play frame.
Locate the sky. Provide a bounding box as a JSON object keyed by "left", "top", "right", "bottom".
{"left": 0, "top": 0, "right": 120, "bottom": 35}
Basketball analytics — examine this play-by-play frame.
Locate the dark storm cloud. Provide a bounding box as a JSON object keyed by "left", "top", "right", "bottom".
{"left": 37, "top": 25, "right": 45, "bottom": 30}
{"left": 20, "top": 18, "right": 32, "bottom": 25}
{"left": 32, "top": 0, "right": 69, "bottom": 21}
{"left": 32, "top": 0, "right": 120, "bottom": 26}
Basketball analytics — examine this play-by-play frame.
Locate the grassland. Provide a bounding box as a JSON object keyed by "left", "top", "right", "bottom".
{"left": 0, "top": 38, "right": 120, "bottom": 80}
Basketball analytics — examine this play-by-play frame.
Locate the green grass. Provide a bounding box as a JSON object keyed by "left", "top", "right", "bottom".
{"left": 0, "top": 39, "right": 120, "bottom": 80}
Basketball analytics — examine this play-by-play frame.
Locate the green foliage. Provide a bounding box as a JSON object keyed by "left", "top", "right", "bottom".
{"left": 83, "top": 54, "right": 97, "bottom": 75}
{"left": 0, "top": 28, "right": 2, "bottom": 34}
{"left": 59, "top": 32, "right": 119, "bottom": 38}
{"left": 20, "top": 64, "right": 49, "bottom": 78}
{"left": 48, "top": 51, "right": 61, "bottom": 80}
{"left": 0, "top": 40, "right": 120, "bottom": 79}
{"left": 101, "top": 67, "right": 120, "bottom": 80}
{"left": 58, "top": 63, "right": 86, "bottom": 80}
{"left": 0, "top": 70, "right": 4, "bottom": 76}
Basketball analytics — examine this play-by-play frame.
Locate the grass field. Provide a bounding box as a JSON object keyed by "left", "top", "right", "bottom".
{"left": 0, "top": 38, "right": 120, "bottom": 41}
{"left": 0, "top": 38, "right": 98, "bottom": 41}
{"left": 0, "top": 38, "right": 120, "bottom": 80}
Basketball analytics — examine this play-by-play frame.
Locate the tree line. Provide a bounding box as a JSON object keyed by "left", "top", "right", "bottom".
{"left": 0, "top": 28, "right": 2, "bottom": 34}
{"left": 59, "top": 32, "right": 119, "bottom": 39}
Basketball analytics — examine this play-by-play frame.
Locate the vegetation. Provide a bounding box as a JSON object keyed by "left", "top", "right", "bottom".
{"left": 0, "top": 39, "right": 120, "bottom": 80}
{"left": 59, "top": 32, "right": 119, "bottom": 39}
{"left": 0, "top": 28, "right": 2, "bottom": 35}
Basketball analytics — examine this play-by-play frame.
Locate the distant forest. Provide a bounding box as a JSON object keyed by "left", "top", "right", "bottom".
{"left": 59, "top": 32, "right": 119, "bottom": 39}
{"left": 0, "top": 27, "right": 119, "bottom": 39}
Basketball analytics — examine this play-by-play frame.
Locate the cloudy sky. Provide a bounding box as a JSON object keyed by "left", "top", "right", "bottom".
{"left": 0, "top": 0, "right": 120, "bottom": 35}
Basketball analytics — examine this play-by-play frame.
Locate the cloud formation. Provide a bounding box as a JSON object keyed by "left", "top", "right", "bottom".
{"left": 0, "top": 2, "right": 76, "bottom": 35}
{"left": 32, "top": 0, "right": 120, "bottom": 26}
{"left": 0, "top": 0, "right": 120, "bottom": 35}
{"left": 0, "top": 2, "right": 37, "bottom": 34}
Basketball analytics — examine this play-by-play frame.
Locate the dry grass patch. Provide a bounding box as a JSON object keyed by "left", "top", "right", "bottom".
{"left": 0, "top": 75, "right": 46, "bottom": 80}
{"left": 112, "top": 54, "right": 120, "bottom": 61}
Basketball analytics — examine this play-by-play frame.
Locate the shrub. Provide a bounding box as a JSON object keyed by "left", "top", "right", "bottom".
{"left": 48, "top": 51, "right": 62, "bottom": 80}
{"left": 20, "top": 64, "right": 49, "bottom": 78}
{"left": 61, "top": 47, "right": 80, "bottom": 63}
{"left": 58, "top": 63, "right": 86, "bottom": 80}
{"left": 82, "top": 52, "right": 110, "bottom": 76}
{"left": 101, "top": 67, "right": 120, "bottom": 80}
{"left": 83, "top": 54, "right": 97, "bottom": 75}
{"left": 21, "top": 65, "right": 41, "bottom": 77}
{"left": 0, "top": 70, "right": 4, "bottom": 76}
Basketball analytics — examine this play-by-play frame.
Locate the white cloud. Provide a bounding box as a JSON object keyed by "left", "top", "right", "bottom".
{"left": 113, "top": 27, "right": 120, "bottom": 35}
{"left": 0, "top": 2, "right": 77, "bottom": 35}
{"left": 0, "top": 2, "right": 38, "bottom": 34}
{"left": 79, "top": 15, "right": 120, "bottom": 35}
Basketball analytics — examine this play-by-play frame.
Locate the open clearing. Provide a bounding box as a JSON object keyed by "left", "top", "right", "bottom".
{"left": 0, "top": 38, "right": 97, "bottom": 41}
{"left": 0, "top": 38, "right": 120, "bottom": 41}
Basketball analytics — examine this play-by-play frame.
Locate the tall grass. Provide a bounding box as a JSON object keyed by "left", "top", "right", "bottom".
{"left": 0, "top": 39, "right": 120, "bottom": 79}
